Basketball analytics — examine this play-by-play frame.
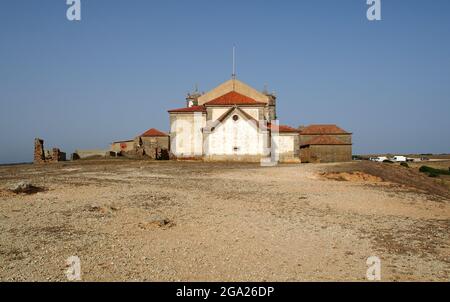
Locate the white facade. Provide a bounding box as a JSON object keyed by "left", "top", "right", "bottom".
{"left": 168, "top": 79, "right": 299, "bottom": 162}
{"left": 205, "top": 109, "right": 266, "bottom": 156}
{"left": 170, "top": 113, "right": 206, "bottom": 157}
{"left": 274, "top": 134, "right": 295, "bottom": 155}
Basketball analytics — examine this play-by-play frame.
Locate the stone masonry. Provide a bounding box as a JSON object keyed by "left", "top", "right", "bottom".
{"left": 34, "top": 138, "right": 45, "bottom": 164}
{"left": 33, "top": 138, "right": 66, "bottom": 164}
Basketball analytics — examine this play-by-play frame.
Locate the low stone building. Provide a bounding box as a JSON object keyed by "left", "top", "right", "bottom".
{"left": 135, "top": 128, "right": 170, "bottom": 160}
{"left": 110, "top": 128, "right": 170, "bottom": 160}
{"left": 299, "top": 125, "right": 352, "bottom": 163}
{"left": 271, "top": 124, "right": 300, "bottom": 162}
{"left": 111, "top": 140, "right": 135, "bottom": 154}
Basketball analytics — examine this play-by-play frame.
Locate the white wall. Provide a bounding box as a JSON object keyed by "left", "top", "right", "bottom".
{"left": 211, "top": 107, "right": 260, "bottom": 122}
{"left": 211, "top": 108, "right": 228, "bottom": 121}
{"left": 206, "top": 111, "right": 265, "bottom": 156}
{"left": 170, "top": 113, "right": 206, "bottom": 157}
{"left": 241, "top": 108, "right": 259, "bottom": 120}
{"left": 273, "top": 134, "right": 295, "bottom": 155}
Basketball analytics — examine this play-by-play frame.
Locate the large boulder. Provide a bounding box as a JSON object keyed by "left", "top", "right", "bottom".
{"left": 10, "top": 181, "right": 44, "bottom": 194}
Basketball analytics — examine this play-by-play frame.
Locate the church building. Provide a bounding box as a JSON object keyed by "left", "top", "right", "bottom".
{"left": 168, "top": 78, "right": 301, "bottom": 163}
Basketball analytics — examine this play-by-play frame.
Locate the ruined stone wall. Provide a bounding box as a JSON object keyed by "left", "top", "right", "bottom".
{"left": 51, "top": 148, "right": 66, "bottom": 162}
{"left": 34, "top": 138, "right": 45, "bottom": 164}
{"left": 34, "top": 138, "right": 66, "bottom": 164}
{"left": 140, "top": 136, "right": 170, "bottom": 160}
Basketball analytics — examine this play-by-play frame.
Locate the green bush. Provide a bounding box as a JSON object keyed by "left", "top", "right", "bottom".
{"left": 419, "top": 166, "right": 450, "bottom": 176}
{"left": 383, "top": 160, "right": 394, "bottom": 164}
{"left": 400, "top": 162, "right": 409, "bottom": 168}
{"left": 428, "top": 173, "right": 439, "bottom": 178}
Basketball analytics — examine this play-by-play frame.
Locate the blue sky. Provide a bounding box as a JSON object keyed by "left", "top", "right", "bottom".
{"left": 1, "top": 0, "right": 449, "bottom": 163}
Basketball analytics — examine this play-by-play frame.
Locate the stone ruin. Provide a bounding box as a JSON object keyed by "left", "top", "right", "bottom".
{"left": 133, "top": 137, "right": 170, "bottom": 160}
{"left": 34, "top": 138, "right": 66, "bottom": 164}
{"left": 34, "top": 138, "right": 45, "bottom": 163}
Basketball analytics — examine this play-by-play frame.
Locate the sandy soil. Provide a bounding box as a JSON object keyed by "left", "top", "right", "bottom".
{"left": 0, "top": 160, "right": 449, "bottom": 281}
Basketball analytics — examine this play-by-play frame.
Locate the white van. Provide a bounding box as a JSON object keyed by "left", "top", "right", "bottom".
{"left": 392, "top": 156, "right": 407, "bottom": 162}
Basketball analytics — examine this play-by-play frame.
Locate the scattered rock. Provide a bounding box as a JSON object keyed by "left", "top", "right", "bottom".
{"left": 87, "top": 205, "right": 107, "bottom": 213}
{"left": 139, "top": 215, "right": 175, "bottom": 230}
{"left": 9, "top": 182, "right": 45, "bottom": 195}
{"left": 85, "top": 204, "right": 119, "bottom": 214}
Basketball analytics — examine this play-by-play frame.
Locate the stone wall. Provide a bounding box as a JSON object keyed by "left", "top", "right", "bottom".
{"left": 34, "top": 138, "right": 66, "bottom": 164}
{"left": 74, "top": 149, "right": 110, "bottom": 159}
{"left": 299, "top": 134, "right": 352, "bottom": 145}
{"left": 51, "top": 148, "right": 66, "bottom": 162}
{"left": 300, "top": 145, "right": 352, "bottom": 163}
{"left": 34, "top": 138, "right": 45, "bottom": 164}
{"left": 138, "top": 136, "right": 170, "bottom": 160}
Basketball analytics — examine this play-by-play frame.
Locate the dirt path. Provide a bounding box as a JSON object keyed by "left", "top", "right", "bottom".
{"left": 0, "top": 160, "right": 449, "bottom": 281}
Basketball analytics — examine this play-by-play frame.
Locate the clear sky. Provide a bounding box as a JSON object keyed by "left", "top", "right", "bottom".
{"left": 1, "top": 0, "right": 449, "bottom": 164}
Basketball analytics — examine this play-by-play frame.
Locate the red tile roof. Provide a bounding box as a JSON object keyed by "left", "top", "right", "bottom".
{"left": 301, "top": 135, "right": 351, "bottom": 146}
{"left": 168, "top": 106, "right": 206, "bottom": 113}
{"left": 269, "top": 124, "right": 300, "bottom": 133}
{"left": 300, "top": 124, "right": 350, "bottom": 135}
{"left": 140, "top": 128, "right": 168, "bottom": 137}
{"left": 204, "top": 91, "right": 267, "bottom": 106}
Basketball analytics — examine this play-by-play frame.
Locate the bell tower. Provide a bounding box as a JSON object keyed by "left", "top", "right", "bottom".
{"left": 186, "top": 84, "right": 202, "bottom": 108}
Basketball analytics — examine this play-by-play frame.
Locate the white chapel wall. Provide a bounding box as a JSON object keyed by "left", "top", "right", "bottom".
{"left": 170, "top": 113, "right": 205, "bottom": 157}
{"left": 206, "top": 114, "right": 264, "bottom": 156}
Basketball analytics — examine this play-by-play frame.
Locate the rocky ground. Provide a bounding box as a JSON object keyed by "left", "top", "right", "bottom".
{"left": 0, "top": 159, "right": 449, "bottom": 281}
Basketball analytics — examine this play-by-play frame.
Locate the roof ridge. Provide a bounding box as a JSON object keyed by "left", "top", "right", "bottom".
{"left": 204, "top": 91, "right": 266, "bottom": 106}
{"left": 300, "top": 124, "right": 350, "bottom": 135}
{"left": 140, "top": 128, "right": 168, "bottom": 137}
{"left": 204, "top": 106, "right": 260, "bottom": 134}
{"left": 168, "top": 105, "right": 206, "bottom": 113}
{"left": 302, "top": 135, "right": 351, "bottom": 146}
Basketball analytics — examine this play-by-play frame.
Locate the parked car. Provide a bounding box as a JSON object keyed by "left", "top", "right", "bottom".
{"left": 392, "top": 156, "right": 407, "bottom": 162}
{"left": 373, "top": 156, "right": 388, "bottom": 162}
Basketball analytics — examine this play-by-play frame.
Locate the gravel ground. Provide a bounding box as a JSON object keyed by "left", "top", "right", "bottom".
{"left": 0, "top": 159, "right": 448, "bottom": 281}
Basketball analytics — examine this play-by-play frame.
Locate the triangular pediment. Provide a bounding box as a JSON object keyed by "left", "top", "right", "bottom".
{"left": 203, "top": 106, "right": 261, "bottom": 134}
{"left": 197, "top": 79, "right": 270, "bottom": 106}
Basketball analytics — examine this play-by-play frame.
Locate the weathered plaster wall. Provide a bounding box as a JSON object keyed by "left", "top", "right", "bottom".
{"left": 273, "top": 133, "right": 300, "bottom": 162}
{"left": 205, "top": 112, "right": 264, "bottom": 156}
{"left": 111, "top": 141, "right": 135, "bottom": 153}
{"left": 170, "top": 112, "right": 206, "bottom": 158}
{"left": 240, "top": 108, "right": 260, "bottom": 120}
{"left": 211, "top": 108, "right": 228, "bottom": 121}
